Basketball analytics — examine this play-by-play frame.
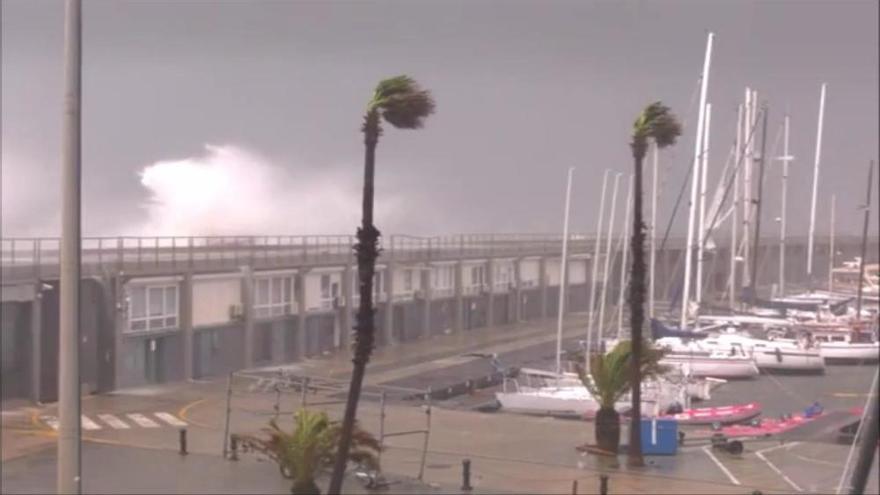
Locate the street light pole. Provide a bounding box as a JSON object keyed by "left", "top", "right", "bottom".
{"left": 58, "top": 1, "right": 82, "bottom": 493}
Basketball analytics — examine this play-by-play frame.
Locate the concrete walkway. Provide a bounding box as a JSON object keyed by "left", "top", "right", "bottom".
{"left": 264, "top": 313, "right": 592, "bottom": 385}
{"left": 1, "top": 442, "right": 456, "bottom": 494}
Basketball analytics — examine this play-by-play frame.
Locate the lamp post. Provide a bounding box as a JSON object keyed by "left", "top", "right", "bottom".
{"left": 58, "top": 1, "right": 83, "bottom": 493}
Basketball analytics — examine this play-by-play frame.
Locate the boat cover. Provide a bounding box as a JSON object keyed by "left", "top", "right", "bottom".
{"left": 650, "top": 319, "right": 708, "bottom": 340}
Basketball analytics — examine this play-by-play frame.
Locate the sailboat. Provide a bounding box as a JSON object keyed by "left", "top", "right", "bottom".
{"left": 495, "top": 170, "right": 697, "bottom": 416}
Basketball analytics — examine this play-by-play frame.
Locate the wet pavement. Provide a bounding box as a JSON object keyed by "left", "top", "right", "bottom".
{"left": 1, "top": 442, "right": 453, "bottom": 495}
{"left": 3, "top": 314, "right": 879, "bottom": 494}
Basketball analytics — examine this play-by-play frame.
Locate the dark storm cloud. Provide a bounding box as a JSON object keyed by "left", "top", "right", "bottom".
{"left": 2, "top": 0, "right": 877, "bottom": 237}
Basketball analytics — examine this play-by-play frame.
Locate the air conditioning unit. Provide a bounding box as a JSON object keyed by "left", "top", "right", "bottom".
{"left": 228, "top": 304, "right": 245, "bottom": 321}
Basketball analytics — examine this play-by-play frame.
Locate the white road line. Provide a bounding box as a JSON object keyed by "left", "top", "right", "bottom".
{"left": 97, "top": 414, "right": 131, "bottom": 429}
{"left": 41, "top": 415, "right": 59, "bottom": 430}
{"left": 154, "top": 412, "right": 187, "bottom": 427}
{"left": 80, "top": 415, "right": 102, "bottom": 430}
{"left": 756, "top": 442, "right": 803, "bottom": 493}
{"left": 702, "top": 445, "right": 741, "bottom": 486}
{"left": 126, "top": 413, "right": 159, "bottom": 428}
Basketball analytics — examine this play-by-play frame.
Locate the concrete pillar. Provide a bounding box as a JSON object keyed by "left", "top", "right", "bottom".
{"left": 454, "top": 261, "right": 464, "bottom": 332}
{"left": 421, "top": 265, "right": 432, "bottom": 339}
{"left": 296, "top": 271, "right": 308, "bottom": 359}
{"left": 513, "top": 258, "right": 523, "bottom": 322}
{"left": 539, "top": 257, "right": 548, "bottom": 318}
{"left": 241, "top": 266, "right": 255, "bottom": 370}
{"left": 31, "top": 282, "right": 43, "bottom": 402}
{"left": 486, "top": 259, "right": 495, "bottom": 328}
{"left": 181, "top": 272, "right": 194, "bottom": 380}
{"left": 341, "top": 265, "right": 353, "bottom": 350}
{"left": 383, "top": 263, "right": 395, "bottom": 345}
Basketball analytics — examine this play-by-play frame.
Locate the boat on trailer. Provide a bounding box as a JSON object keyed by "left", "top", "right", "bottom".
{"left": 650, "top": 401, "right": 762, "bottom": 426}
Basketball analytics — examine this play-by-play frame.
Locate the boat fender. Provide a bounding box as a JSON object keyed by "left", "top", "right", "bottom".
{"left": 775, "top": 347, "right": 783, "bottom": 363}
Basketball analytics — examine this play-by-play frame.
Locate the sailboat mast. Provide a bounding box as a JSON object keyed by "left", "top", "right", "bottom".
{"left": 598, "top": 173, "right": 622, "bottom": 343}
{"left": 808, "top": 83, "right": 827, "bottom": 278}
{"left": 586, "top": 169, "right": 610, "bottom": 369}
{"left": 856, "top": 161, "right": 875, "bottom": 318}
{"left": 749, "top": 103, "right": 769, "bottom": 295}
{"left": 828, "top": 194, "right": 836, "bottom": 294}
{"left": 778, "top": 115, "right": 793, "bottom": 294}
{"left": 617, "top": 175, "right": 634, "bottom": 338}
{"left": 556, "top": 167, "right": 574, "bottom": 376}
{"left": 696, "top": 103, "right": 712, "bottom": 307}
{"left": 741, "top": 89, "right": 754, "bottom": 289}
{"left": 730, "top": 104, "right": 742, "bottom": 309}
{"left": 681, "top": 31, "right": 714, "bottom": 327}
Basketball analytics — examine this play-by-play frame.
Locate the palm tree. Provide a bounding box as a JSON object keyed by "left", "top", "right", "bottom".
{"left": 329, "top": 75, "right": 435, "bottom": 493}
{"left": 239, "top": 409, "right": 381, "bottom": 495}
{"left": 577, "top": 340, "right": 668, "bottom": 454}
{"left": 628, "top": 102, "right": 682, "bottom": 466}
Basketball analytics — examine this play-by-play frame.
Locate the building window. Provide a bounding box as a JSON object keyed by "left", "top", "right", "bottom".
{"left": 431, "top": 265, "right": 454, "bottom": 297}
{"left": 255, "top": 276, "right": 293, "bottom": 318}
{"left": 469, "top": 265, "right": 485, "bottom": 293}
{"left": 494, "top": 263, "right": 513, "bottom": 290}
{"left": 317, "top": 274, "right": 340, "bottom": 310}
{"left": 128, "top": 284, "right": 178, "bottom": 333}
{"left": 403, "top": 269, "right": 414, "bottom": 293}
{"left": 320, "top": 274, "right": 331, "bottom": 300}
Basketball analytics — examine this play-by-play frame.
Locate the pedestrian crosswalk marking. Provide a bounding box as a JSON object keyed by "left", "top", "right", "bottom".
{"left": 154, "top": 412, "right": 187, "bottom": 427}
{"left": 81, "top": 415, "right": 102, "bottom": 430}
{"left": 40, "top": 412, "right": 183, "bottom": 430}
{"left": 126, "top": 413, "right": 159, "bottom": 428}
{"left": 97, "top": 414, "right": 130, "bottom": 429}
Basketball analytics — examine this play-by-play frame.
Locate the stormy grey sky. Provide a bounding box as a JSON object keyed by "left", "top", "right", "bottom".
{"left": 2, "top": 0, "right": 878, "bottom": 238}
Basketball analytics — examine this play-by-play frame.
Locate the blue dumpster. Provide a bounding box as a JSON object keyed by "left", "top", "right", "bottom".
{"left": 640, "top": 419, "right": 678, "bottom": 455}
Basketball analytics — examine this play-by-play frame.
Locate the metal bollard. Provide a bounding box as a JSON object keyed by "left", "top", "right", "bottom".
{"left": 461, "top": 458, "right": 472, "bottom": 492}
{"left": 179, "top": 428, "right": 188, "bottom": 455}
{"left": 229, "top": 434, "right": 239, "bottom": 461}
{"left": 599, "top": 474, "right": 609, "bottom": 495}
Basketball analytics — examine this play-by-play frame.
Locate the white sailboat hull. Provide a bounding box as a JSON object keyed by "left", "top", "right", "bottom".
{"left": 660, "top": 355, "right": 759, "bottom": 379}
{"left": 494, "top": 389, "right": 607, "bottom": 417}
{"left": 751, "top": 348, "right": 826, "bottom": 372}
{"left": 818, "top": 342, "right": 880, "bottom": 362}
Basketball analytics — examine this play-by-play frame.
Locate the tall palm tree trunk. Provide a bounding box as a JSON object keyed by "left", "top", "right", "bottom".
{"left": 329, "top": 111, "right": 382, "bottom": 494}
{"left": 628, "top": 143, "right": 647, "bottom": 467}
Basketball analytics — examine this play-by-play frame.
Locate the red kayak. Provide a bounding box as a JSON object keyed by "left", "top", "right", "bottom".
{"left": 656, "top": 402, "right": 762, "bottom": 426}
